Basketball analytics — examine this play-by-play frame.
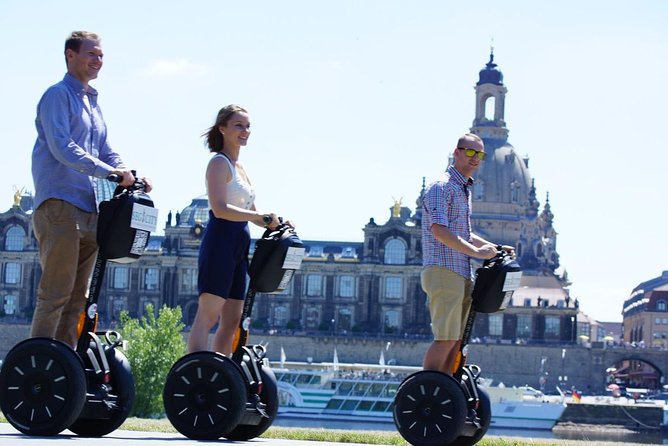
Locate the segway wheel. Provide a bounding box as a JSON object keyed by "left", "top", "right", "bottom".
{"left": 450, "top": 386, "right": 491, "bottom": 446}
{"left": 225, "top": 366, "right": 279, "bottom": 440}
{"left": 68, "top": 347, "right": 136, "bottom": 437}
{"left": 0, "top": 338, "right": 87, "bottom": 436}
{"left": 393, "top": 370, "right": 467, "bottom": 446}
{"left": 163, "top": 352, "right": 246, "bottom": 440}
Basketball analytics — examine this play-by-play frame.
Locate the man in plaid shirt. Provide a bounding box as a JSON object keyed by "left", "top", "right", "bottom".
{"left": 421, "top": 133, "right": 512, "bottom": 375}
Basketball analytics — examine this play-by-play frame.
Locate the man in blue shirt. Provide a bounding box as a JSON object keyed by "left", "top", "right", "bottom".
{"left": 30, "top": 31, "right": 151, "bottom": 347}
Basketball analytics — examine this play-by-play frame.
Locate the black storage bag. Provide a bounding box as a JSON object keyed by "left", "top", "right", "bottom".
{"left": 97, "top": 187, "right": 154, "bottom": 263}
{"left": 471, "top": 252, "right": 522, "bottom": 313}
{"left": 249, "top": 226, "right": 304, "bottom": 293}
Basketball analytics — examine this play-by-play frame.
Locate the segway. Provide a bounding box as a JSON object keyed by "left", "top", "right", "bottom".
{"left": 163, "top": 223, "right": 304, "bottom": 440}
{"left": 393, "top": 249, "right": 522, "bottom": 446}
{"left": 0, "top": 173, "right": 157, "bottom": 437}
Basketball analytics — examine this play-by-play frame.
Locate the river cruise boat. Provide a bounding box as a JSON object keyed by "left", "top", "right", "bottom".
{"left": 271, "top": 361, "right": 566, "bottom": 430}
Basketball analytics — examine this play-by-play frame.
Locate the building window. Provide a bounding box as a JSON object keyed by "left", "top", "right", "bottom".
{"left": 338, "top": 275, "right": 355, "bottom": 298}
{"left": 523, "top": 298, "right": 531, "bottom": 307}
{"left": 4, "top": 263, "right": 21, "bottom": 284}
{"left": 140, "top": 297, "right": 158, "bottom": 316}
{"left": 180, "top": 268, "right": 197, "bottom": 293}
{"left": 5, "top": 226, "right": 25, "bottom": 251}
{"left": 658, "top": 300, "right": 667, "bottom": 311}
{"left": 473, "top": 181, "right": 484, "bottom": 201}
{"left": 143, "top": 268, "right": 159, "bottom": 291}
{"left": 304, "top": 306, "right": 320, "bottom": 329}
{"left": 545, "top": 316, "right": 560, "bottom": 338}
{"left": 3, "top": 294, "right": 17, "bottom": 315}
{"left": 308, "top": 246, "right": 323, "bottom": 257}
{"left": 111, "top": 267, "right": 129, "bottom": 289}
{"left": 656, "top": 317, "right": 662, "bottom": 325}
{"left": 557, "top": 300, "right": 565, "bottom": 309}
{"left": 306, "top": 275, "right": 322, "bottom": 297}
{"left": 384, "top": 239, "right": 406, "bottom": 265}
{"left": 111, "top": 297, "right": 127, "bottom": 321}
{"left": 384, "top": 276, "right": 402, "bottom": 299}
{"left": 510, "top": 181, "right": 520, "bottom": 203}
{"left": 273, "top": 305, "right": 288, "bottom": 327}
{"left": 338, "top": 308, "right": 352, "bottom": 332}
{"left": 489, "top": 314, "right": 503, "bottom": 336}
{"left": 517, "top": 314, "right": 532, "bottom": 337}
{"left": 384, "top": 310, "right": 400, "bottom": 332}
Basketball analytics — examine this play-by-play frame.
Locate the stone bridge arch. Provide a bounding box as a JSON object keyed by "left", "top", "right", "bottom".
{"left": 604, "top": 354, "right": 664, "bottom": 391}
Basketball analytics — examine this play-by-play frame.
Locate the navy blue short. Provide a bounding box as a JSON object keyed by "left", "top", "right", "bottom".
{"left": 198, "top": 212, "right": 250, "bottom": 300}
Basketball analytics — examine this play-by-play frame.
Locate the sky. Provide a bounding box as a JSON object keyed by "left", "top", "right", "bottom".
{"left": 0, "top": 1, "right": 666, "bottom": 323}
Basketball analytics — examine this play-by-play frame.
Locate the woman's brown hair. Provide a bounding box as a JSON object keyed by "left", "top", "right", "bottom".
{"left": 203, "top": 104, "right": 248, "bottom": 153}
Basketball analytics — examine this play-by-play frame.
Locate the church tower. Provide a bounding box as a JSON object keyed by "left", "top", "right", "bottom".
{"left": 469, "top": 50, "right": 560, "bottom": 276}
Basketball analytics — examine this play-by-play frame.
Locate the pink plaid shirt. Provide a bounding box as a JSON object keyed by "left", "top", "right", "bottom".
{"left": 421, "top": 165, "right": 474, "bottom": 279}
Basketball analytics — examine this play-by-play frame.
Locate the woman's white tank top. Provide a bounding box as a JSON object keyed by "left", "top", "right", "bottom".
{"left": 211, "top": 153, "right": 255, "bottom": 210}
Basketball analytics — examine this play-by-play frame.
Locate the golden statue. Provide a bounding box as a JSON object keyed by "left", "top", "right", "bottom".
{"left": 12, "top": 186, "right": 25, "bottom": 208}
{"left": 392, "top": 196, "right": 403, "bottom": 218}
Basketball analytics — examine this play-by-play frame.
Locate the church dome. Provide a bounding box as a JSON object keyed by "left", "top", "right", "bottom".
{"left": 477, "top": 52, "right": 504, "bottom": 86}
{"left": 177, "top": 195, "right": 210, "bottom": 227}
{"left": 474, "top": 140, "right": 532, "bottom": 206}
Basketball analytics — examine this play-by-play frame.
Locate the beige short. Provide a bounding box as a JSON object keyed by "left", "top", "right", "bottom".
{"left": 421, "top": 266, "right": 473, "bottom": 341}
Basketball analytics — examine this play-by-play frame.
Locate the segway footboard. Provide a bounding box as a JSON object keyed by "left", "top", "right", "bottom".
{"left": 225, "top": 345, "right": 279, "bottom": 441}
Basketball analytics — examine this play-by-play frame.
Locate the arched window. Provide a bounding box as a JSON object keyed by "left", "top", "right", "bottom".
{"left": 510, "top": 181, "right": 520, "bottom": 203}
{"left": 657, "top": 300, "right": 667, "bottom": 311}
{"left": 484, "top": 96, "right": 496, "bottom": 121}
{"left": 384, "top": 238, "right": 406, "bottom": 264}
{"left": 5, "top": 226, "right": 25, "bottom": 251}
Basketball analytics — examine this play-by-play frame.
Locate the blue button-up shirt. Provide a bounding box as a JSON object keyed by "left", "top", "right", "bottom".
{"left": 32, "top": 73, "right": 125, "bottom": 213}
{"left": 421, "top": 165, "right": 474, "bottom": 279}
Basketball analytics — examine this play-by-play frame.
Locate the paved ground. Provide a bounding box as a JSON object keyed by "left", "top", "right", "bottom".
{"left": 0, "top": 423, "right": 374, "bottom": 446}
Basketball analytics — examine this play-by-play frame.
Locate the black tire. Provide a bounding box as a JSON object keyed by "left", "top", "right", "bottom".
{"left": 225, "top": 365, "right": 278, "bottom": 440}
{"left": 163, "top": 352, "right": 246, "bottom": 440}
{"left": 393, "top": 370, "right": 467, "bottom": 446}
{"left": 0, "top": 338, "right": 87, "bottom": 436}
{"left": 450, "top": 386, "right": 492, "bottom": 446}
{"left": 68, "top": 347, "right": 136, "bottom": 436}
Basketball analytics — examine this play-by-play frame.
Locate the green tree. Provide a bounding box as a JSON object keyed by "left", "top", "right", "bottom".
{"left": 118, "top": 304, "right": 186, "bottom": 418}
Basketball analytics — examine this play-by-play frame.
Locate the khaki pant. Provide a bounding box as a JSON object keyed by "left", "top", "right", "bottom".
{"left": 421, "top": 266, "right": 473, "bottom": 341}
{"left": 30, "top": 199, "right": 98, "bottom": 347}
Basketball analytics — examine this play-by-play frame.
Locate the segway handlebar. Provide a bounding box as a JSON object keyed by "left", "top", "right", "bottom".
{"left": 106, "top": 170, "right": 148, "bottom": 193}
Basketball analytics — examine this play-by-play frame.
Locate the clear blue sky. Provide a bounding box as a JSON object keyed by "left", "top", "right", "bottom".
{"left": 1, "top": 1, "right": 666, "bottom": 323}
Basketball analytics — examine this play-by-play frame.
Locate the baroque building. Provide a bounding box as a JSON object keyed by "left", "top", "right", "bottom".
{"left": 1, "top": 53, "right": 587, "bottom": 345}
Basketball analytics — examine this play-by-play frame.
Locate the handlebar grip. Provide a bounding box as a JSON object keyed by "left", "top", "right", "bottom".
{"left": 107, "top": 174, "right": 121, "bottom": 183}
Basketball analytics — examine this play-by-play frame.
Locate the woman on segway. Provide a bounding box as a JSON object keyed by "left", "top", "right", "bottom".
{"left": 188, "top": 104, "right": 287, "bottom": 356}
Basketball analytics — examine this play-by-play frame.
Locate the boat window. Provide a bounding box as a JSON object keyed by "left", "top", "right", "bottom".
{"left": 357, "top": 400, "right": 374, "bottom": 411}
{"left": 353, "top": 382, "right": 371, "bottom": 396}
{"left": 337, "top": 381, "right": 353, "bottom": 396}
{"left": 310, "top": 375, "right": 322, "bottom": 386}
{"left": 325, "top": 398, "right": 344, "bottom": 410}
{"left": 369, "top": 383, "right": 385, "bottom": 397}
{"left": 296, "top": 374, "right": 313, "bottom": 385}
{"left": 386, "top": 384, "right": 398, "bottom": 397}
{"left": 341, "top": 399, "right": 359, "bottom": 411}
{"left": 371, "top": 401, "right": 390, "bottom": 412}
